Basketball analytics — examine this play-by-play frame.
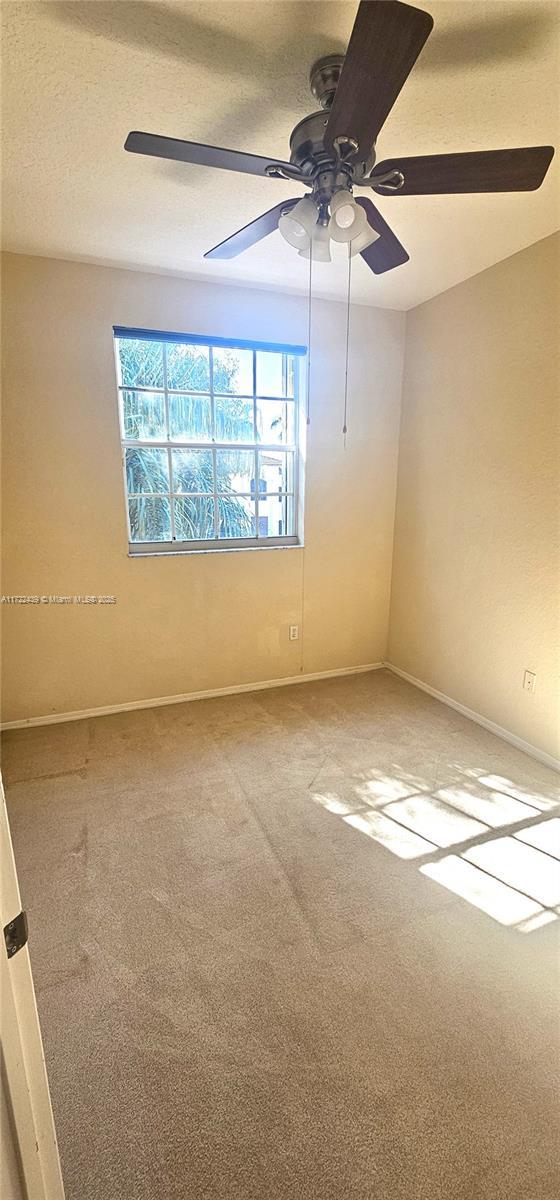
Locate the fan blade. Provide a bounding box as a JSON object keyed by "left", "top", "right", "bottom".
{"left": 325, "top": 1, "right": 433, "bottom": 160}
{"left": 125, "top": 132, "right": 297, "bottom": 180}
{"left": 204, "top": 200, "right": 300, "bottom": 259}
{"left": 355, "top": 197, "right": 409, "bottom": 273}
{"left": 370, "top": 146, "right": 555, "bottom": 194}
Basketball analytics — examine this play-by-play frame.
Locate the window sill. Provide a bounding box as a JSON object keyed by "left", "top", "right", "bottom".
{"left": 128, "top": 542, "right": 304, "bottom": 559}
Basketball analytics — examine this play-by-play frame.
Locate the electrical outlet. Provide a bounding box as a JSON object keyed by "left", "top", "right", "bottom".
{"left": 289, "top": 624, "right": 299, "bottom": 641}
{"left": 523, "top": 670, "right": 536, "bottom": 694}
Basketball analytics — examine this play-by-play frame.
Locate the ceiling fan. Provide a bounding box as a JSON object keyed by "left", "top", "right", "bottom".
{"left": 125, "top": 0, "right": 554, "bottom": 275}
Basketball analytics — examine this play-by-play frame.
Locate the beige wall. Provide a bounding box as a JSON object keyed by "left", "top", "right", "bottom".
{"left": 388, "top": 234, "right": 560, "bottom": 761}
{"left": 1, "top": 253, "right": 405, "bottom": 722}
{"left": 3, "top": 240, "right": 558, "bottom": 753}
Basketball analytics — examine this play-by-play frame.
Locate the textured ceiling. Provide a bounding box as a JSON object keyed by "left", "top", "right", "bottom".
{"left": 2, "top": 1, "right": 559, "bottom": 309}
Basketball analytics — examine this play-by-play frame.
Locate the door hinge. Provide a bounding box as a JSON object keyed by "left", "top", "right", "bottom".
{"left": 4, "top": 911, "right": 28, "bottom": 959}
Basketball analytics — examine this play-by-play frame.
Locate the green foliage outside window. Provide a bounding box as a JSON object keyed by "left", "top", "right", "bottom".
{"left": 119, "top": 338, "right": 257, "bottom": 542}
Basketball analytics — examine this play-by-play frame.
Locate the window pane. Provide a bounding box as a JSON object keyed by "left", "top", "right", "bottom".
{"left": 257, "top": 449, "right": 293, "bottom": 495}
{"left": 126, "top": 447, "right": 169, "bottom": 494}
{"left": 128, "top": 496, "right": 171, "bottom": 542}
{"left": 217, "top": 495, "right": 255, "bottom": 539}
{"left": 171, "top": 449, "right": 214, "bottom": 494}
{"left": 117, "top": 333, "right": 299, "bottom": 549}
{"left": 213, "top": 347, "right": 253, "bottom": 395}
{"left": 215, "top": 396, "right": 254, "bottom": 443}
{"left": 216, "top": 449, "right": 254, "bottom": 494}
{"left": 166, "top": 343, "right": 210, "bottom": 392}
{"left": 122, "top": 390, "right": 165, "bottom": 440}
{"left": 118, "top": 339, "right": 164, "bottom": 389}
{"left": 169, "top": 394, "right": 212, "bottom": 442}
{"left": 256, "top": 351, "right": 284, "bottom": 397}
{"left": 257, "top": 493, "right": 294, "bottom": 537}
{"left": 174, "top": 496, "right": 215, "bottom": 540}
{"left": 256, "top": 398, "right": 294, "bottom": 445}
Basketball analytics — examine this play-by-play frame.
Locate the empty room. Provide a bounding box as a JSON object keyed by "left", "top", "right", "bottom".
{"left": 1, "top": 2, "right": 559, "bottom": 1198}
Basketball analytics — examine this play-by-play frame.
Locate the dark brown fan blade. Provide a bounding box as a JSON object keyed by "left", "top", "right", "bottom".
{"left": 355, "top": 197, "right": 409, "bottom": 273}
{"left": 325, "top": 1, "right": 433, "bottom": 161}
{"left": 125, "top": 132, "right": 298, "bottom": 180}
{"left": 370, "top": 147, "right": 555, "bottom": 194}
{"left": 204, "top": 199, "right": 300, "bottom": 259}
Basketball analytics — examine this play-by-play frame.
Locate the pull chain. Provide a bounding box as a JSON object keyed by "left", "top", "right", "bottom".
{"left": 306, "top": 246, "right": 312, "bottom": 426}
{"left": 342, "top": 243, "right": 352, "bottom": 446}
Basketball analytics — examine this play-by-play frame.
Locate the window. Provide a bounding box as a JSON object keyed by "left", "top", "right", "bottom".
{"left": 113, "top": 327, "right": 305, "bottom": 553}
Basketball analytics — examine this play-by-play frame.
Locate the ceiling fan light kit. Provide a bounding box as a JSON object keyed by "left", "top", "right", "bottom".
{"left": 278, "top": 190, "right": 379, "bottom": 261}
{"left": 125, "top": 0, "right": 554, "bottom": 275}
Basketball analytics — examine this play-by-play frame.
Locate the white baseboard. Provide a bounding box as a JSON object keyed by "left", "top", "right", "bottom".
{"left": 5, "top": 662, "right": 557, "bottom": 775}
{"left": 385, "top": 662, "right": 560, "bottom": 773}
{"left": 0, "top": 663, "right": 384, "bottom": 731}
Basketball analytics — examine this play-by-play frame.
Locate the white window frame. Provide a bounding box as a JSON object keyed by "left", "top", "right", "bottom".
{"left": 113, "top": 328, "right": 306, "bottom": 555}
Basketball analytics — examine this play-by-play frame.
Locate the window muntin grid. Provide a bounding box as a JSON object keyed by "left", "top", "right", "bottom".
{"left": 115, "top": 335, "right": 301, "bottom": 551}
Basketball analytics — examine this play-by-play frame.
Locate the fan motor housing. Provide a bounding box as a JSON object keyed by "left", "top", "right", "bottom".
{"left": 289, "top": 111, "right": 376, "bottom": 182}
{"left": 291, "top": 53, "right": 377, "bottom": 186}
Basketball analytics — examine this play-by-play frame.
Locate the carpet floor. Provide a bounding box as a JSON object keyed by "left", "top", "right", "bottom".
{"left": 3, "top": 669, "right": 560, "bottom": 1199}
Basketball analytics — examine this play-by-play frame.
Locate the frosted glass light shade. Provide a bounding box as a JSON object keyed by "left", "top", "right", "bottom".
{"left": 278, "top": 197, "right": 318, "bottom": 250}
{"left": 333, "top": 200, "right": 355, "bottom": 228}
{"left": 329, "top": 190, "right": 367, "bottom": 243}
{"left": 349, "top": 224, "right": 380, "bottom": 256}
{"left": 298, "top": 221, "right": 332, "bottom": 262}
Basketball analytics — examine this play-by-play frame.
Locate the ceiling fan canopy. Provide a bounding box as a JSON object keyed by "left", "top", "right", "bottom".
{"left": 125, "top": 0, "right": 555, "bottom": 275}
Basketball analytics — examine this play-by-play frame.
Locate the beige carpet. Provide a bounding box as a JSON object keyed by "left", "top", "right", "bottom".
{"left": 3, "top": 669, "right": 559, "bottom": 1200}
